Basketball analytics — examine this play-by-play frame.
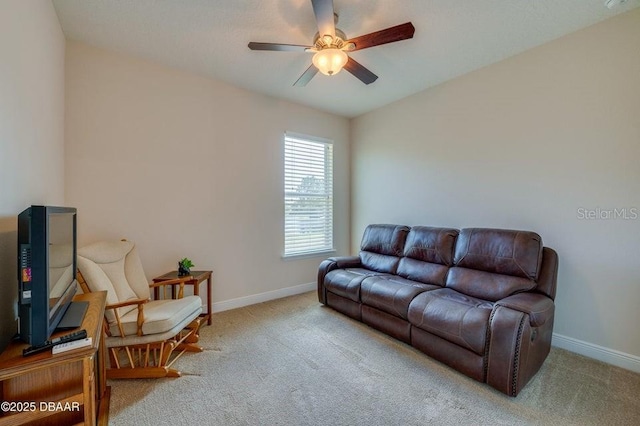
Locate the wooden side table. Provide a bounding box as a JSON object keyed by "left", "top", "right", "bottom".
{"left": 152, "top": 270, "right": 213, "bottom": 325}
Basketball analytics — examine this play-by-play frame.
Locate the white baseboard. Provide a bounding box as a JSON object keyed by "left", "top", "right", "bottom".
{"left": 211, "top": 282, "right": 316, "bottom": 313}
{"left": 552, "top": 333, "right": 640, "bottom": 373}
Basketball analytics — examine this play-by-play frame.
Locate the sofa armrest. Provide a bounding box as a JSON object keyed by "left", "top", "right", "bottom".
{"left": 496, "top": 293, "right": 554, "bottom": 327}
{"left": 328, "top": 256, "right": 362, "bottom": 268}
{"left": 536, "top": 247, "right": 558, "bottom": 300}
{"left": 488, "top": 293, "right": 555, "bottom": 395}
{"left": 317, "top": 256, "right": 361, "bottom": 304}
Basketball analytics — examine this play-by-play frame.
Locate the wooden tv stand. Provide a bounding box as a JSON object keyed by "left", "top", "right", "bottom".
{"left": 0, "top": 291, "right": 109, "bottom": 425}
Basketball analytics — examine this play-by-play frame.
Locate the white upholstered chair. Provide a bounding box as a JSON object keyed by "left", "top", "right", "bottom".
{"left": 77, "top": 240, "right": 203, "bottom": 379}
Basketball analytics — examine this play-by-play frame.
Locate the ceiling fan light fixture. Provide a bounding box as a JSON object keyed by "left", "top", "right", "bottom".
{"left": 312, "top": 48, "right": 348, "bottom": 76}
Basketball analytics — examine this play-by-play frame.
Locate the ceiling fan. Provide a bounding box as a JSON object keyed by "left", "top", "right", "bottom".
{"left": 248, "top": 0, "right": 415, "bottom": 86}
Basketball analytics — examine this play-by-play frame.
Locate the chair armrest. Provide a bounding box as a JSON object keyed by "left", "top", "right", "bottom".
{"left": 149, "top": 277, "right": 192, "bottom": 299}
{"left": 106, "top": 298, "right": 149, "bottom": 310}
{"left": 148, "top": 277, "right": 192, "bottom": 288}
{"left": 106, "top": 298, "right": 148, "bottom": 337}
{"left": 496, "top": 293, "right": 554, "bottom": 327}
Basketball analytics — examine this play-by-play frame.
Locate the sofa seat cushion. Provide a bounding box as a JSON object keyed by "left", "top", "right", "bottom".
{"left": 324, "top": 268, "right": 390, "bottom": 302}
{"left": 361, "top": 276, "right": 439, "bottom": 319}
{"left": 408, "top": 288, "right": 494, "bottom": 355}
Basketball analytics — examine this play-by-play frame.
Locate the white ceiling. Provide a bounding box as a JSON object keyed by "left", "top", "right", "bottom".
{"left": 52, "top": 0, "right": 639, "bottom": 118}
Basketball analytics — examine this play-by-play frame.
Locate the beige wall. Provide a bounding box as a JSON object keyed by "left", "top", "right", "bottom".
{"left": 351, "top": 10, "right": 640, "bottom": 360}
{"left": 64, "top": 41, "right": 350, "bottom": 308}
{"left": 0, "top": 0, "right": 66, "bottom": 351}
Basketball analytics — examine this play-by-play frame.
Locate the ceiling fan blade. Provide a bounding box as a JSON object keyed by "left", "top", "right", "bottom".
{"left": 343, "top": 57, "right": 378, "bottom": 85}
{"left": 311, "top": 0, "right": 335, "bottom": 38}
{"left": 248, "top": 42, "right": 311, "bottom": 52}
{"left": 346, "top": 22, "right": 415, "bottom": 52}
{"left": 294, "top": 64, "right": 319, "bottom": 87}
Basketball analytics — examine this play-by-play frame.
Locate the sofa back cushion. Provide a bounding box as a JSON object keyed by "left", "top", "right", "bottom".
{"left": 397, "top": 227, "right": 459, "bottom": 285}
{"left": 447, "top": 228, "right": 543, "bottom": 301}
{"left": 454, "top": 228, "right": 542, "bottom": 279}
{"left": 359, "top": 224, "right": 409, "bottom": 273}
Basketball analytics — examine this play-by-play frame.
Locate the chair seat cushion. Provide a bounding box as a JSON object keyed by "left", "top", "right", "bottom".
{"left": 361, "top": 276, "right": 439, "bottom": 319}
{"left": 324, "top": 268, "right": 390, "bottom": 302}
{"left": 408, "top": 288, "right": 494, "bottom": 355}
{"left": 109, "top": 295, "right": 202, "bottom": 337}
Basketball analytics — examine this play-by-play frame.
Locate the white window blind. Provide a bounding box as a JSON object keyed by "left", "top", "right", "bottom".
{"left": 284, "top": 133, "right": 334, "bottom": 257}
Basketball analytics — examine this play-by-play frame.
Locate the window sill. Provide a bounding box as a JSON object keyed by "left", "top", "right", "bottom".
{"left": 282, "top": 250, "right": 336, "bottom": 261}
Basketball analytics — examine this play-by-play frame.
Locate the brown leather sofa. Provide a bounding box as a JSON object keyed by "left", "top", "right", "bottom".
{"left": 317, "top": 224, "right": 558, "bottom": 396}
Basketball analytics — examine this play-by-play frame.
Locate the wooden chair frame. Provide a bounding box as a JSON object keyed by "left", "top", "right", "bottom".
{"left": 77, "top": 271, "right": 203, "bottom": 379}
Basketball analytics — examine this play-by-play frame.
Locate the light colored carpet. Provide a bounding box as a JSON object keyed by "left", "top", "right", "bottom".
{"left": 108, "top": 292, "right": 640, "bottom": 425}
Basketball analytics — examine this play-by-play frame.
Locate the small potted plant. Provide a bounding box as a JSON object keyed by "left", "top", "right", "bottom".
{"left": 178, "top": 257, "right": 194, "bottom": 276}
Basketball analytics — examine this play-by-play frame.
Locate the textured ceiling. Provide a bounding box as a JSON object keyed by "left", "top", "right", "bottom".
{"left": 52, "top": 0, "right": 639, "bottom": 118}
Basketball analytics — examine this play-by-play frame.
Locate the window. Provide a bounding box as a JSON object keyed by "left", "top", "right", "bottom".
{"left": 284, "top": 132, "right": 334, "bottom": 257}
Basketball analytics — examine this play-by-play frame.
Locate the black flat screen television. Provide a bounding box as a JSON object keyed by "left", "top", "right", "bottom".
{"left": 17, "top": 206, "right": 86, "bottom": 345}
